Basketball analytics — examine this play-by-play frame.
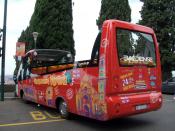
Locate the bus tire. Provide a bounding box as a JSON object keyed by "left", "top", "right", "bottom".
{"left": 58, "top": 100, "right": 70, "bottom": 119}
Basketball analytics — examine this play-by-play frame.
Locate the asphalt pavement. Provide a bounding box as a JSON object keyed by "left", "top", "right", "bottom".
{"left": 0, "top": 94, "right": 175, "bottom": 131}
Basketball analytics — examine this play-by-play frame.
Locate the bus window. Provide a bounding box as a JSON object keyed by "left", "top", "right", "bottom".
{"left": 116, "top": 28, "right": 156, "bottom": 67}
{"left": 22, "top": 55, "right": 31, "bottom": 79}
{"left": 91, "top": 32, "right": 101, "bottom": 65}
{"left": 168, "top": 77, "right": 175, "bottom": 82}
{"left": 18, "top": 70, "right": 22, "bottom": 81}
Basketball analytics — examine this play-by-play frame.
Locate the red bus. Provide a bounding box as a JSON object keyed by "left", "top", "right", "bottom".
{"left": 16, "top": 20, "right": 162, "bottom": 121}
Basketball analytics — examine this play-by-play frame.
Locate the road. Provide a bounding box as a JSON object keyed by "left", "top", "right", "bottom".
{"left": 0, "top": 94, "right": 175, "bottom": 131}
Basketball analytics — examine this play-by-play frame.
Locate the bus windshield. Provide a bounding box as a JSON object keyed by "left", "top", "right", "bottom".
{"left": 116, "top": 28, "right": 156, "bottom": 67}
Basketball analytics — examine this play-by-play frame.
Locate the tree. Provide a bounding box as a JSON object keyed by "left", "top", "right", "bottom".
{"left": 18, "top": 0, "right": 75, "bottom": 56}
{"left": 96, "top": 0, "right": 132, "bottom": 64}
{"left": 97, "top": 0, "right": 131, "bottom": 29}
{"left": 139, "top": 0, "right": 175, "bottom": 80}
{"left": 15, "top": 0, "right": 75, "bottom": 77}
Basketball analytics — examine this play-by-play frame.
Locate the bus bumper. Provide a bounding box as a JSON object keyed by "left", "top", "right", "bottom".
{"left": 106, "top": 91, "right": 162, "bottom": 120}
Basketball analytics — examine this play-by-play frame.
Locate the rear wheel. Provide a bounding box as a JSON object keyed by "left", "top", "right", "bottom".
{"left": 58, "top": 100, "right": 69, "bottom": 119}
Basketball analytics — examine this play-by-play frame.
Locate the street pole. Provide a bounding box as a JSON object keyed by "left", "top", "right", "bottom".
{"left": 0, "top": 0, "right": 8, "bottom": 101}
{"left": 32, "top": 32, "right": 39, "bottom": 49}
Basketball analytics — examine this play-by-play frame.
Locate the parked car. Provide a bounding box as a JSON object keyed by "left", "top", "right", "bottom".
{"left": 162, "top": 77, "right": 175, "bottom": 94}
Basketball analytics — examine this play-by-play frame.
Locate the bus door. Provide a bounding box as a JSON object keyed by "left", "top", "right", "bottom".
{"left": 29, "top": 57, "right": 48, "bottom": 106}
{"left": 17, "top": 55, "right": 37, "bottom": 102}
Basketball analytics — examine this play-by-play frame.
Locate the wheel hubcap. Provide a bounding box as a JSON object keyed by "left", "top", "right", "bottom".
{"left": 60, "top": 102, "right": 67, "bottom": 116}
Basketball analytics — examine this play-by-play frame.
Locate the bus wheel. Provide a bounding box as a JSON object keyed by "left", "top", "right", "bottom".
{"left": 58, "top": 100, "right": 69, "bottom": 119}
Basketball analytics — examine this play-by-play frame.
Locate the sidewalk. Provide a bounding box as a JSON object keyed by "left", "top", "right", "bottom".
{"left": 4, "top": 92, "right": 17, "bottom": 99}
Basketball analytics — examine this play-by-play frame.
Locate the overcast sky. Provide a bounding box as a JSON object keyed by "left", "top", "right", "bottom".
{"left": 0, "top": 0, "right": 143, "bottom": 75}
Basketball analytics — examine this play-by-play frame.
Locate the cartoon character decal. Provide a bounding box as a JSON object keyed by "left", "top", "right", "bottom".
{"left": 24, "top": 87, "right": 37, "bottom": 102}
{"left": 46, "top": 86, "right": 54, "bottom": 106}
{"left": 76, "top": 75, "right": 97, "bottom": 117}
{"left": 65, "top": 71, "right": 72, "bottom": 84}
{"left": 76, "top": 53, "right": 108, "bottom": 120}
{"left": 76, "top": 75, "right": 107, "bottom": 120}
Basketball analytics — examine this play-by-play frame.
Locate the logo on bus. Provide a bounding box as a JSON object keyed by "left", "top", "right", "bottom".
{"left": 34, "top": 71, "right": 72, "bottom": 86}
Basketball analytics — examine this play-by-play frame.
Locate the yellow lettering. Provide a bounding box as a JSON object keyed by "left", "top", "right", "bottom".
{"left": 50, "top": 76, "right": 57, "bottom": 86}
{"left": 120, "top": 72, "right": 133, "bottom": 79}
{"left": 123, "top": 84, "right": 135, "bottom": 91}
{"left": 49, "top": 75, "right": 67, "bottom": 86}
{"left": 44, "top": 111, "right": 60, "bottom": 119}
{"left": 30, "top": 111, "right": 47, "bottom": 121}
{"left": 34, "top": 78, "right": 49, "bottom": 85}
{"left": 34, "top": 74, "right": 68, "bottom": 86}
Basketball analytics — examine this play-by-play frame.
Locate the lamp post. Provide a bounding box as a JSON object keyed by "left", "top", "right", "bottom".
{"left": 0, "top": 0, "right": 8, "bottom": 101}
{"left": 0, "top": 28, "right": 3, "bottom": 41}
{"left": 32, "top": 32, "right": 39, "bottom": 49}
{"left": 0, "top": 29, "right": 2, "bottom": 57}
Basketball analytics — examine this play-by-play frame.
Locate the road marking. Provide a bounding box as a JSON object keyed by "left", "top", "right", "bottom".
{"left": 4, "top": 97, "right": 19, "bottom": 99}
{"left": 30, "top": 111, "right": 61, "bottom": 120}
{"left": 0, "top": 119, "right": 64, "bottom": 127}
{"left": 30, "top": 111, "right": 47, "bottom": 121}
{"left": 44, "top": 111, "right": 61, "bottom": 119}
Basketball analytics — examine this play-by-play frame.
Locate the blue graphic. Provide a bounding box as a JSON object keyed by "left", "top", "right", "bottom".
{"left": 150, "top": 81, "right": 156, "bottom": 87}
{"left": 65, "top": 71, "right": 72, "bottom": 84}
{"left": 150, "top": 75, "right": 157, "bottom": 80}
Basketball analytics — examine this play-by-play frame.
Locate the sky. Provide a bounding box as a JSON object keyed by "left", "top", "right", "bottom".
{"left": 0, "top": 0, "right": 143, "bottom": 75}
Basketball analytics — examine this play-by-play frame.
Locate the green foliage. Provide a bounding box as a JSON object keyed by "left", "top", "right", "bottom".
{"left": 97, "top": 0, "right": 131, "bottom": 29}
{"left": 117, "top": 29, "right": 133, "bottom": 57}
{"left": 139, "top": 0, "right": 175, "bottom": 80}
{"left": 96, "top": 0, "right": 132, "bottom": 61}
{"left": 18, "top": 27, "right": 33, "bottom": 51}
{"left": 18, "top": 0, "right": 75, "bottom": 56}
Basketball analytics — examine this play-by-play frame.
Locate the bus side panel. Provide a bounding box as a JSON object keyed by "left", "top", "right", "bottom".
{"left": 74, "top": 67, "right": 106, "bottom": 119}
{"left": 28, "top": 67, "right": 100, "bottom": 119}
{"left": 18, "top": 78, "right": 38, "bottom": 103}
{"left": 153, "top": 33, "right": 162, "bottom": 91}
{"left": 32, "top": 71, "right": 75, "bottom": 108}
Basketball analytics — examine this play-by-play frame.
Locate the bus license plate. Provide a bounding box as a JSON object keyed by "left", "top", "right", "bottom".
{"left": 136, "top": 104, "right": 147, "bottom": 110}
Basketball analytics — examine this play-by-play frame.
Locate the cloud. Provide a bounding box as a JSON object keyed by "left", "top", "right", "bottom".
{"left": 129, "top": 0, "right": 143, "bottom": 23}
{"left": 0, "top": 0, "right": 36, "bottom": 75}
{"left": 73, "top": 0, "right": 143, "bottom": 61}
{"left": 73, "top": 0, "right": 101, "bottom": 60}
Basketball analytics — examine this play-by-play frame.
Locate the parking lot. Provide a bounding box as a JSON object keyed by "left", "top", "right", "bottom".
{"left": 0, "top": 94, "right": 175, "bottom": 131}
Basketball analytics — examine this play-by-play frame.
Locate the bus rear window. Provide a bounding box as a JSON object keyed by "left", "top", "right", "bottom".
{"left": 116, "top": 28, "right": 156, "bottom": 67}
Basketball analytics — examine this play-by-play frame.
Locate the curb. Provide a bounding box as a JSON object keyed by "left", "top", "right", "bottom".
{"left": 4, "top": 97, "right": 19, "bottom": 100}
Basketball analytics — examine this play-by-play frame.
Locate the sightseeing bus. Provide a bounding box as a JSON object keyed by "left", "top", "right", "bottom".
{"left": 16, "top": 20, "right": 162, "bottom": 121}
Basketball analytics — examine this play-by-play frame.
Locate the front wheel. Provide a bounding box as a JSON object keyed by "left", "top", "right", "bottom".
{"left": 59, "top": 100, "right": 70, "bottom": 119}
